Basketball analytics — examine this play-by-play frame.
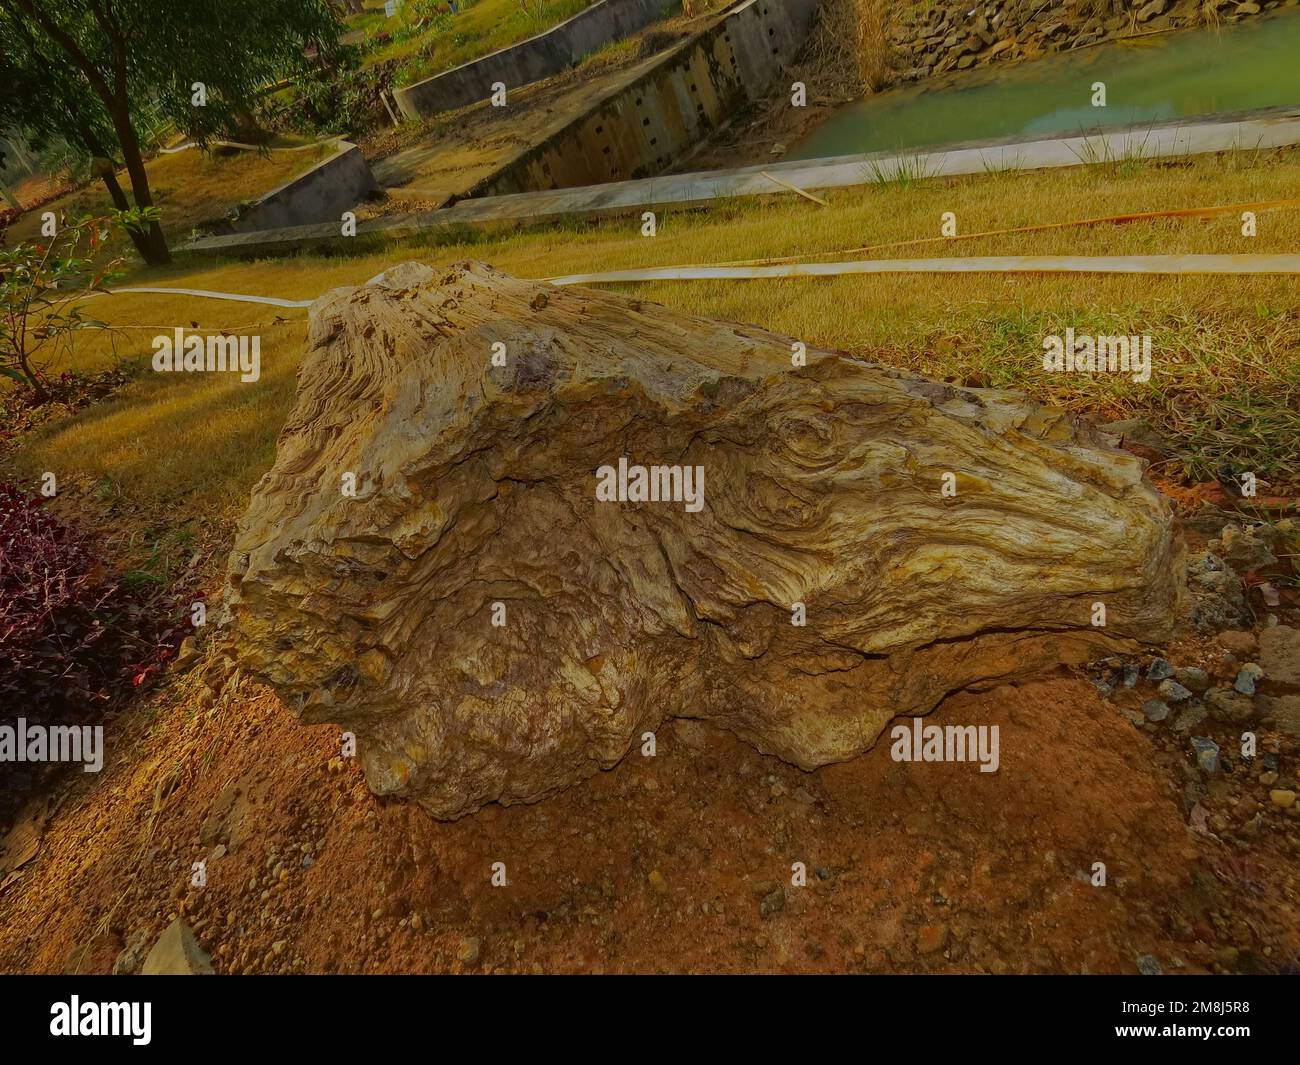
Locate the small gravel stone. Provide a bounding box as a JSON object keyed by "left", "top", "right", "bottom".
{"left": 1270, "top": 790, "right": 1297, "bottom": 809}
{"left": 1141, "top": 699, "right": 1170, "bottom": 723}
{"left": 1206, "top": 687, "right": 1255, "bottom": 723}
{"left": 1091, "top": 676, "right": 1116, "bottom": 697}
{"left": 457, "top": 936, "right": 481, "bottom": 965}
{"left": 1158, "top": 680, "right": 1193, "bottom": 702}
{"left": 760, "top": 889, "right": 786, "bottom": 918}
{"left": 1191, "top": 737, "right": 1220, "bottom": 775}
{"left": 1173, "top": 666, "right": 1210, "bottom": 692}
{"left": 1233, "top": 663, "right": 1263, "bottom": 695}
{"left": 1147, "top": 658, "right": 1175, "bottom": 682}
{"left": 1172, "top": 702, "right": 1207, "bottom": 734}
{"left": 1136, "top": 954, "right": 1163, "bottom": 976}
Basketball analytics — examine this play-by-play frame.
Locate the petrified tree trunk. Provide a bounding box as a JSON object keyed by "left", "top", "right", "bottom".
{"left": 225, "top": 261, "right": 1185, "bottom": 819}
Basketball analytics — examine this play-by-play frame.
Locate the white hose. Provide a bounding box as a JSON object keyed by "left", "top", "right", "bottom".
{"left": 95, "top": 254, "right": 1300, "bottom": 312}
{"left": 545, "top": 254, "right": 1300, "bottom": 286}
{"left": 106, "top": 286, "right": 313, "bottom": 308}
{"left": 155, "top": 135, "right": 344, "bottom": 155}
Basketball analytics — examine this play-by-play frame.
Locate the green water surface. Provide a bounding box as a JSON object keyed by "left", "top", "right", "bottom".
{"left": 790, "top": 12, "right": 1300, "bottom": 159}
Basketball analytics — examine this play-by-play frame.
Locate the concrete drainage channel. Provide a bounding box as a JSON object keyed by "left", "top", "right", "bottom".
{"left": 185, "top": 0, "right": 821, "bottom": 253}
{"left": 469, "top": 0, "right": 821, "bottom": 196}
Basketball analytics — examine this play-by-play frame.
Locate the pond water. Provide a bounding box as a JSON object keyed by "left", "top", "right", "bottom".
{"left": 789, "top": 12, "right": 1300, "bottom": 160}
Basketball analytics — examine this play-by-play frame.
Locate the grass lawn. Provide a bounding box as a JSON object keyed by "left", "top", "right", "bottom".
{"left": 4, "top": 145, "right": 1298, "bottom": 579}
{"left": 352, "top": 0, "right": 597, "bottom": 86}
{"left": 0, "top": 140, "right": 334, "bottom": 250}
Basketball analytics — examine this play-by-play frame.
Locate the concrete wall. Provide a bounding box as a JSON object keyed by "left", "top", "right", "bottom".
{"left": 225, "top": 143, "right": 378, "bottom": 234}
{"left": 478, "top": 0, "right": 821, "bottom": 196}
{"left": 393, "top": 0, "right": 677, "bottom": 121}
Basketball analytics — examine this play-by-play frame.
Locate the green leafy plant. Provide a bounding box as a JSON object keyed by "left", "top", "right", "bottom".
{"left": 0, "top": 214, "right": 122, "bottom": 404}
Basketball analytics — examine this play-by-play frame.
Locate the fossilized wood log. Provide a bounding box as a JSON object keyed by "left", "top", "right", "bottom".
{"left": 225, "top": 261, "right": 1186, "bottom": 818}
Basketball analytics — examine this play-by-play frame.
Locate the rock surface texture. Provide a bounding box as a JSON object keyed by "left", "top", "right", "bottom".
{"left": 225, "top": 261, "right": 1186, "bottom": 818}
{"left": 141, "top": 918, "right": 214, "bottom": 975}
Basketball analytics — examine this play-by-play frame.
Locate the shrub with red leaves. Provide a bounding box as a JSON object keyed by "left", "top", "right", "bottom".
{"left": 0, "top": 483, "right": 171, "bottom": 823}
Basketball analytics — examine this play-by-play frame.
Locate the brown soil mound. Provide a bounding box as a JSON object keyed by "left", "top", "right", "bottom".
{"left": 3, "top": 646, "right": 1295, "bottom": 973}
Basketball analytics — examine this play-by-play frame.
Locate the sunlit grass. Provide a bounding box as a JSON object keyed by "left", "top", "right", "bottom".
{"left": 0, "top": 142, "right": 331, "bottom": 250}
{"left": 357, "top": 0, "right": 596, "bottom": 85}
{"left": 5, "top": 146, "right": 1298, "bottom": 552}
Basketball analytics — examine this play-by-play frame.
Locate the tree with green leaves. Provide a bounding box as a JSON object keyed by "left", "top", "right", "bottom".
{"left": 0, "top": 0, "right": 343, "bottom": 265}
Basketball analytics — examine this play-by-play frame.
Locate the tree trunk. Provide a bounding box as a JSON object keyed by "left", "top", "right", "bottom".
{"left": 15, "top": 350, "right": 49, "bottom": 404}
{"left": 77, "top": 122, "right": 155, "bottom": 263}
{"left": 230, "top": 100, "right": 270, "bottom": 145}
{"left": 108, "top": 104, "right": 170, "bottom": 265}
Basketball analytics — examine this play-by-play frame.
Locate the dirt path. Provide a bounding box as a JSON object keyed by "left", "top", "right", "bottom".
{"left": 2, "top": 620, "right": 1296, "bottom": 974}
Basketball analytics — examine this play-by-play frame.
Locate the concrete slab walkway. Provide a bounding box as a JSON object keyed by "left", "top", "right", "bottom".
{"left": 184, "top": 107, "right": 1300, "bottom": 258}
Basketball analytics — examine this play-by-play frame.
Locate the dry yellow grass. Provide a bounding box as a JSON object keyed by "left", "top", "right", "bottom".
{"left": 5, "top": 145, "right": 1298, "bottom": 546}
{"left": 0, "top": 142, "right": 331, "bottom": 250}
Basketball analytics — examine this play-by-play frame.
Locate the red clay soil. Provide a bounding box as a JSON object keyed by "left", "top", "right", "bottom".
{"left": 2, "top": 627, "right": 1297, "bottom": 974}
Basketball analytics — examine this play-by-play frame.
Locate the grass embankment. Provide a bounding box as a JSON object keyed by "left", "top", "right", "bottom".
{"left": 4, "top": 145, "right": 1298, "bottom": 580}
{"left": 352, "top": 0, "right": 595, "bottom": 86}
{"left": 0, "top": 141, "right": 332, "bottom": 249}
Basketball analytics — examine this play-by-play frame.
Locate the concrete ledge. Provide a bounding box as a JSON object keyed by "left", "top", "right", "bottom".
{"left": 393, "top": 0, "right": 676, "bottom": 121}
{"left": 477, "top": 0, "right": 822, "bottom": 195}
{"left": 217, "top": 142, "right": 378, "bottom": 234}
{"left": 182, "top": 108, "right": 1300, "bottom": 258}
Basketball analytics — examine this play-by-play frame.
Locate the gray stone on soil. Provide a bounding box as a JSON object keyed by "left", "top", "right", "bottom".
{"left": 1173, "top": 666, "right": 1210, "bottom": 692}
{"left": 1091, "top": 675, "right": 1117, "bottom": 697}
{"left": 1233, "top": 664, "right": 1262, "bottom": 695}
{"left": 1120, "top": 664, "right": 1140, "bottom": 689}
{"left": 141, "top": 918, "right": 214, "bottom": 975}
{"left": 1147, "top": 658, "right": 1175, "bottom": 682}
{"left": 1136, "top": 953, "right": 1164, "bottom": 975}
{"left": 1186, "top": 552, "right": 1249, "bottom": 633}
{"left": 1206, "top": 687, "right": 1255, "bottom": 723}
{"left": 1213, "top": 523, "right": 1278, "bottom": 572}
{"left": 1158, "top": 679, "right": 1194, "bottom": 702}
{"left": 1142, "top": 699, "right": 1171, "bottom": 723}
{"left": 1191, "top": 737, "right": 1221, "bottom": 776}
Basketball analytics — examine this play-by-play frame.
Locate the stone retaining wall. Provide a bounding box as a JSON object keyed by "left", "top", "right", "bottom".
{"left": 478, "top": 0, "right": 822, "bottom": 195}
{"left": 218, "top": 143, "right": 378, "bottom": 234}
{"left": 393, "top": 0, "right": 677, "bottom": 120}
{"left": 888, "top": 0, "right": 1292, "bottom": 84}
